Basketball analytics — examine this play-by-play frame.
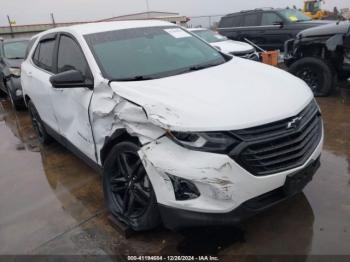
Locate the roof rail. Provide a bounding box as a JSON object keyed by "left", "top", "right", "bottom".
{"left": 240, "top": 7, "right": 274, "bottom": 13}
{"left": 225, "top": 7, "right": 274, "bottom": 17}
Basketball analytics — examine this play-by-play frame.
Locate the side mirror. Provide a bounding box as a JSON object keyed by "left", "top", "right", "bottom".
{"left": 50, "top": 70, "right": 93, "bottom": 89}
{"left": 273, "top": 21, "right": 284, "bottom": 28}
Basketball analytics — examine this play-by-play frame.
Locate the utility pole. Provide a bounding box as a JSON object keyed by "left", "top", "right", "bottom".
{"left": 50, "top": 13, "right": 56, "bottom": 27}
{"left": 145, "top": 0, "right": 150, "bottom": 18}
{"left": 6, "top": 15, "right": 14, "bottom": 38}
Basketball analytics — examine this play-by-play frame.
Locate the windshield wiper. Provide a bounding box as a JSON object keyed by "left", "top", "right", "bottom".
{"left": 188, "top": 62, "right": 223, "bottom": 71}
{"left": 112, "top": 75, "right": 154, "bottom": 82}
{"left": 7, "top": 57, "right": 24, "bottom": 59}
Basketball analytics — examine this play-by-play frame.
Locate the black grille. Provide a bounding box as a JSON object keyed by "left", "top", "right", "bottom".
{"left": 231, "top": 100, "right": 322, "bottom": 176}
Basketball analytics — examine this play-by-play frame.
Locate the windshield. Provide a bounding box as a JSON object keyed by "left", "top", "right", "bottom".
{"left": 85, "top": 26, "right": 227, "bottom": 81}
{"left": 305, "top": 2, "right": 320, "bottom": 12}
{"left": 192, "top": 30, "right": 228, "bottom": 43}
{"left": 3, "top": 40, "right": 29, "bottom": 59}
{"left": 278, "top": 9, "right": 312, "bottom": 22}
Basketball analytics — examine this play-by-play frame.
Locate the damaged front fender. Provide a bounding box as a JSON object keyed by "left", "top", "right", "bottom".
{"left": 90, "top": 80, "right": 165, "bottom": 165}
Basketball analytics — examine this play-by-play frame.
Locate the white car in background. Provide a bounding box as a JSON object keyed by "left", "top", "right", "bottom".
{"left": 21, "top": 20, "right": 323, "bottom": 231}
{"left": 188, "top": 28, "right": 260, "bottom": 61}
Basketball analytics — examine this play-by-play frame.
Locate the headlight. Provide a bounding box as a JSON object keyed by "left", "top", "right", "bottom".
{"left": 9, "top": 67, "right": 21, "bottom": 77}
{"left": 167, "top": 131, "right": 240, "bottom": 153}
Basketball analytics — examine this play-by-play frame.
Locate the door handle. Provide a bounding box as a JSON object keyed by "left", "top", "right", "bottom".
{"left": 27, "top": 71, "right": 33, "bottom": 77}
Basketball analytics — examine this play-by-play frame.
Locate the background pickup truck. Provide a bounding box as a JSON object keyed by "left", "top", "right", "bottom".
{"left": 218, "top": 8, "right": 331, "bottom": 51}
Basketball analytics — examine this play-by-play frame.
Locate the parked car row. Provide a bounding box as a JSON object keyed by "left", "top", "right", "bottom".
{"left": 0, "top": 38, "right": 29, "bottom": 109}
{"left": 19, "top": 20, "right": 323, "bottom": 231}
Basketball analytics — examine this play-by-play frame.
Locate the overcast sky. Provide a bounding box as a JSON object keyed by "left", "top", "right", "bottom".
{"left": 0, "top": 0, "right": 348, "bottom": 26}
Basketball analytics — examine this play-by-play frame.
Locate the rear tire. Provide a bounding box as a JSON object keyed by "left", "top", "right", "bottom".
{"left": 103, "top": 141, "right": 161, "bottom": 231}
{"left": 288, "top": 57, "right": 334, "bottom": 97}
{"left": 28, "top": 100, "right": 51, "bottom": 144}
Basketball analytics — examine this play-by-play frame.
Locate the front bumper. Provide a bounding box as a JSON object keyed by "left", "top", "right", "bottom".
{"left": 138, "top": 127, "right": 323, "bottom": 228}
{"left": 159, "top": 157, "right": 320, "bottom": 229}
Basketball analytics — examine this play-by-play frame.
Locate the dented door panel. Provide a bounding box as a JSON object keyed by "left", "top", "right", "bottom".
{"left": 51, "top": 87, "right": 96, "bottom": 161}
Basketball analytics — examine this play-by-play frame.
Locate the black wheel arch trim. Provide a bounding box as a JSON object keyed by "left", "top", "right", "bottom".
{"left": 100, "top": 128, "right": 141, "bottom": 166}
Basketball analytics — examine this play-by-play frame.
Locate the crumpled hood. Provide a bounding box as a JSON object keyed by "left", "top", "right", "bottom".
{"left": 211, "top": 40, "right": 254, "bottom": 54}
{"left": 110, "top": 58, "right": 313, "bottom": 132}
{"left": 298, "top": 21, "right": 350, "bottom": 38}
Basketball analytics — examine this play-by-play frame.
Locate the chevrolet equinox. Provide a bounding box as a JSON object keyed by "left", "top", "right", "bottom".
{"left": 21, "top": 21, "right": 323, "bottom": 231}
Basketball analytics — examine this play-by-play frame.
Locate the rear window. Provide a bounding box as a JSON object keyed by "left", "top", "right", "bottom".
{"left": 3, "top": 40, "right": 29, "bottom": 59}
{"left": 219, "top": 15, "right": 242, "bottom": 28}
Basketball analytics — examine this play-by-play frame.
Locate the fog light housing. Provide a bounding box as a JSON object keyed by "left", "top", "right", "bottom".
{"left": 166, "top": 173, "right": 200, "bottom": 201}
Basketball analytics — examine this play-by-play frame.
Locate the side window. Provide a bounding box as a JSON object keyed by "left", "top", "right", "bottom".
{"left": 243, "top": 13, "right": 260, "bottom": 27}
{"left": 261, "top": 12, "right": 283, "bottom": 26}
{"left": 32, "top": 39, "right": 55, "bottom": 72}
{"left": 219, "top": 15, "right": 242, "bottom": 28}
{"left": 57, "top": 35, "right": 89, "bottom": 77}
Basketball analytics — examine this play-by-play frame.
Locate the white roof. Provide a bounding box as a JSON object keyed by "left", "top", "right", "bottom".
{"left": 33, "top": 20, "right": 174, "bottom": 38}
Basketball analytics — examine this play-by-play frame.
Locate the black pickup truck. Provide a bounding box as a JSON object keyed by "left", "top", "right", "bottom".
{"left": 285, "top": 21, "right": 350, "bottom": 96}
{"left": 218, "top": 8, "right": 330, "bottom": 51}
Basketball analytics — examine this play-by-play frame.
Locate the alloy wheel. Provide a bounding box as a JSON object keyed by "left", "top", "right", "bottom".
{"left": 110, "top": 150, "right": 152, "bottom": 219}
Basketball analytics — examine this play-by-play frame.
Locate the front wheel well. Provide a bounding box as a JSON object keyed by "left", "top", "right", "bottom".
{"left": 100, "top": 129, "right": 140, "bottom": 165}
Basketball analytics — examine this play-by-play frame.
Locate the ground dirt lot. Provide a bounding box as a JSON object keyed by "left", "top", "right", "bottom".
{"left": 0, "top": 84, "right": 349, "bottom": 257}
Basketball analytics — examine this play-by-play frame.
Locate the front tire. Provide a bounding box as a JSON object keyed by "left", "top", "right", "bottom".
{"left": 103, "top": 141, "right": 161, "bottom": 231}
{"left": 288, "top": 57, "right": 335, "bottom": 97}
{"left": 28, "top": 100, "right": 51, "bottom": 144}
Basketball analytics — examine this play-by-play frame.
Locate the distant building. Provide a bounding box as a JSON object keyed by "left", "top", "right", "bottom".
{"left": 0, "top": 11, "right": 188, "bottom": 39}
{"left": 98, "top": 11, "right": 189, "bottom": 25}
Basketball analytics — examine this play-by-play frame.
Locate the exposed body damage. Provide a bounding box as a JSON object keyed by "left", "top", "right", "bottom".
{"left": 285, "top": 21, "right": 350, "bottom": 96}
{"left": 285, "top": 21, "right": 350, "bottom": 68}
{"left": 90, "top": 80, "right": 165, "bottom": 164}
{"left": 138, "top": 135, "right": 323, "bottom": 214}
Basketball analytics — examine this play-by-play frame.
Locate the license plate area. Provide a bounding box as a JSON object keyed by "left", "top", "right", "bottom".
{"left": 283, "top": 159, "right": 320, "bottom": 196}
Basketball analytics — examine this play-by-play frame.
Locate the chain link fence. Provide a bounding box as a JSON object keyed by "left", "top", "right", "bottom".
{"left": 187, "top": 15, "right": 226, "bottom": 29}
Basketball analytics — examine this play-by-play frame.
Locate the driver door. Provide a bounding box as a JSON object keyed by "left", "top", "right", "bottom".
{"left": 50, "top": 33, "right": 96, "bottom": 162}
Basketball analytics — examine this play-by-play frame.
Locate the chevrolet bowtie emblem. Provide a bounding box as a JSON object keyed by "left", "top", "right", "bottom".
{"left": 287, "top": 117, "right": 303, "bottom": 129}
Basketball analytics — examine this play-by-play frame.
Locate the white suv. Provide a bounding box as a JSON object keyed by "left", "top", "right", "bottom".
{"left": 21, "top": 21, "right": 323, "bottom": 231}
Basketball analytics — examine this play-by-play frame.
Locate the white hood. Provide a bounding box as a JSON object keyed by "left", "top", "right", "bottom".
{"left": 211, "top": 40, "right": 254, "bottom": 54}
{"left": 110, "top": 58, "right": 313, "bottom": 132}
